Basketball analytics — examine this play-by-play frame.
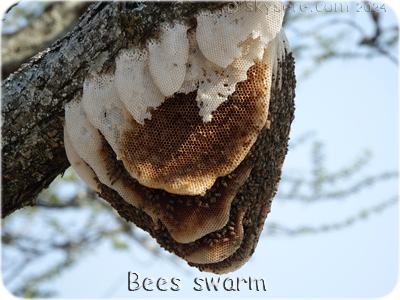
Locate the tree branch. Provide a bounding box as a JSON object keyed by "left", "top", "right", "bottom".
{"left": 364, "top": 1, "right": 380, "bottom": 42}
{"left": 1, "top": 1, "right": 226, "bottom": 218}
{"left": 2, "top": 2, "right": 93, "bottom": 78}
{"left": 0, "top": 0, "right": 22, "bottom": 17}
{"left": 289, "top": 17, "right": 398, "bottom": 65}
{"left": 1, "top": 2, "right": 118, "bottom": 218}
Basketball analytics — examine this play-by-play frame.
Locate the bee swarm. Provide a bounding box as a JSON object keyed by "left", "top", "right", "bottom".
{"left": 64, "top": 1, "right": 296, "bottom": 274}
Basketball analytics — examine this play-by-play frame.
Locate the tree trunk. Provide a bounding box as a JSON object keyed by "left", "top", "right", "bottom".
{"left": 1, "top": 1, "right": 225, "bottom": 218}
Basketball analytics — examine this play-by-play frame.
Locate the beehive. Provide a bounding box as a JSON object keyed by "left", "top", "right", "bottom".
{"left": 64, "top": 1, "right": 296, "bottom": 273}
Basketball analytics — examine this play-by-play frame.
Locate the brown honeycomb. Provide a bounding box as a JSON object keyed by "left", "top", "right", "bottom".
{"left": 97, "top": 130, "right": 252, "bottom": 245}
{"left": 118, "top": 61, "right": 270, "bottom": 196}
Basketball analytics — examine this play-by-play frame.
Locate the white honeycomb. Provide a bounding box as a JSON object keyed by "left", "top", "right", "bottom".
{"left": 148, "top": 22, "right": 189, "bottom": 97}
{"left": 115, "top": 49, "right": 164, "bottom": 125}
{"left": 196, "top": 1, "right": 284, "bottom": 68}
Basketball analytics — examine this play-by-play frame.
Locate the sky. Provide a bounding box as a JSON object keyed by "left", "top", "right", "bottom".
{"left": 1, "top": 0, "right": 399, "bottom": 299}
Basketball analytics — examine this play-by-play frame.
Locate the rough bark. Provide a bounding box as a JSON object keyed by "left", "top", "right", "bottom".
{"left": 2, "top": 2, "right": 93, "bottom": 79}
{"left": 0, "top": 0, "right": 22, "bottom": 17}
{"left": 1, "top": 1, "right": 225, "bottom": 218}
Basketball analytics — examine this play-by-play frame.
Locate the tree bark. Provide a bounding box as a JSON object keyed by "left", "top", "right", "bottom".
{"left": 2, "top": 2, "right": 93, "bottom": 79}
{"left": 1, "top": 1, "right": 225, "bottom": 218}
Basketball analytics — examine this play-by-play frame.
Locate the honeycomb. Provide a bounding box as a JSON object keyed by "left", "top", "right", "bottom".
{"left": 64, "top": 2, "right": 296, "bottom": 273}
{"left": 65, "top": 60, "right": 270, "bottom": 244}
{"left": 148, "top": 22, "right": 189, "bottom": 97}
{"left": 82, "top": 49, "right": 296, "bottom": 272}
{"left": 64, "top": 131, "right": 99, "bottom": 193}
{"left": 118, "top": 59, "right": 270, "bottom": 197}
{"left": 115, "top": 49, "right": 165, "bottom": 125}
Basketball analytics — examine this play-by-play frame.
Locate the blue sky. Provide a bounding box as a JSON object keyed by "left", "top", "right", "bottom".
{"left": 1, "top": 1, "right": 399, "bottom": 299}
